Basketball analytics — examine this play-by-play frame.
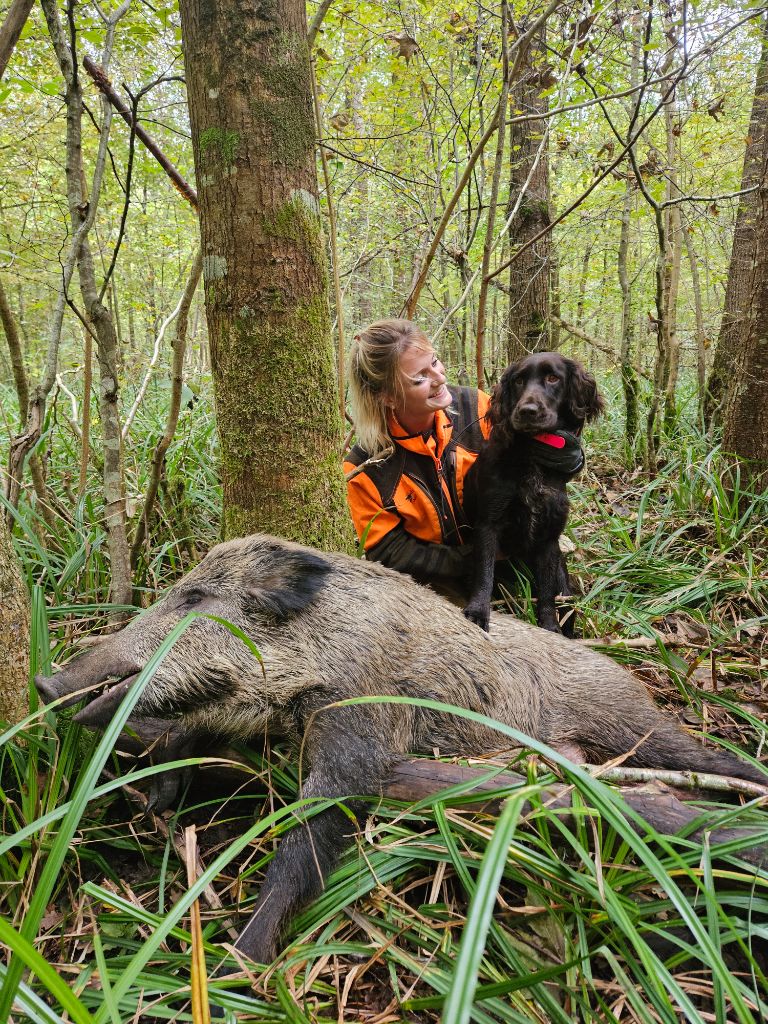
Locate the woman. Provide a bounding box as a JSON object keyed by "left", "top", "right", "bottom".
{"left": 344, "top": 318, "right": 491, "bottom": 599}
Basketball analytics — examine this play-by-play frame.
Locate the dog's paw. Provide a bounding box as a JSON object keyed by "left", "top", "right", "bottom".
{"left": 463, "top": 604, "right": 491, "bottom": 632}
{"left": 538, "top": 618, "right": 563, "bottom": 635}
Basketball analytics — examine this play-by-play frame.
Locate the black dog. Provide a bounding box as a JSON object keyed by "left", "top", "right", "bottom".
{"left": 463, "top": 352, "right": 604, "bottom": 634}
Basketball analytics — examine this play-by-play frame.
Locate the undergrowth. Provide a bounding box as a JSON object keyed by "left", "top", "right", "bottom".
{"left": 2, "top": 388, "right": 768, "bottom": 1023}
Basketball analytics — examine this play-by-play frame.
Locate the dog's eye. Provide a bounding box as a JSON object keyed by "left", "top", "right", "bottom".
{"left": 545, "top": 374, "right": 560, "bottom": 385}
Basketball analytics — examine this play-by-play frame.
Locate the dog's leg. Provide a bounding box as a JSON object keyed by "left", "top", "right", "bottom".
{"left": 531, "top": 541, "right": 563, "bottom": 633}
{"left": 463, "top": 522, "right": 497, "bottom": 632}
{"left": 557, "top": 555, "right": 576, "bottom": 638}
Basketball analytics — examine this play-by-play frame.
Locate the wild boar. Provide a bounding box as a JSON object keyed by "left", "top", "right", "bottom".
{"left": 35, "top": 533, "right": 765, "bottom": 964}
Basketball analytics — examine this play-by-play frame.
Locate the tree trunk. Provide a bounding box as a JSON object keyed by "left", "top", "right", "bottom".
{"left": 706, "top": 16, "right": 768, "bottom": 427}
{"left": 178, "top": 0, "right": 352, "bottom": 549}
{"left": 506, "top": 28, "right": 551, "bottom": 363}
{"left": 682, "top": 220, "right": 707, "bottom": 425}
{"left": 0, "top": 0, "right": 35, "bottom": 81}
{"left": 618, "top": 180, "right": 639, "bottom": 443}
{"left": 662, "top": 23, "right": 683, "bottom": 431}
{"left": 1, "top": 270, "right": 56, "bottom": 533}
{"left": 618, "top": 14, "right": 641, "bottom": 445}
{"left": 41, "top": 0, "right": 133, "bottom": 607}
{"left": 721, "top": 102, "right": 768, "bottom": 488}
{"left": 0, "top": 516, "right": 29, "bottom": 726}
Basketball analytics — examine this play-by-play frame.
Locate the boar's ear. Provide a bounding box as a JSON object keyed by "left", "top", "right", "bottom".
{"left": 242, "top": 548, "right": 333, "bottom": 620}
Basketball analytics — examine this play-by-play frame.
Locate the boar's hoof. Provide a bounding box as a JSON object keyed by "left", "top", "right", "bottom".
{"left": 146, "top": 772, "right": 185, "bottom": 813}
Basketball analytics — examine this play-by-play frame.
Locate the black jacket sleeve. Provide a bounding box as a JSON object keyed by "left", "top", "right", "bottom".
{"left": 366, "top": 524, "right": 475, "bottom": 587}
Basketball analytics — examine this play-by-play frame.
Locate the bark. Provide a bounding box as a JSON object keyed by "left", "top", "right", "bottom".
{"left": 618, "top": 183, "right": 639, "bottom": 442}
{"left": 706, "top": 17, "right": 768, "bottom": 427}
{"left": 79, "top": 325, "right": 92, "bottom": 497}
{"left": 506, "top": 27, "right": 551, "bottom": 362}
{"left": 575, "top": 241, "right": 592, "bottom": 332}
{"left": 311, "top": 57, "right": 345, "bottom": 423}
{"left": 634, "top": 3, "right": 676, "bottom": 473}
{"left": 721, "top": 114, "right": 768, "bottom": 487}
{"left": 0, "top": 0, "right": 34, "bottom": 81}
{"left": 0, "top": 272, "right": 29, "bottom": 420}
{"left": 0, "top": 515, "right": 29, "bottom": 726}
{"left": 682, "top": 222, "right": 707, "bottom": 425}
{"left": 178, "top": 0, "right": 352, "bottom": 549}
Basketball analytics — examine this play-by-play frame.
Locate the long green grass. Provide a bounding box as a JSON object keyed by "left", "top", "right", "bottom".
{"left": 2, "top": 389, "right": 768, "bottom": 1022}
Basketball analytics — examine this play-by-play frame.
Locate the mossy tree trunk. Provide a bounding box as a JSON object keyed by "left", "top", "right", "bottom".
{"left": 178, "top": 0, "right": 352, "bottom": 550}
{"left": 506, "top": 28, "right": 551, "bottom": 364}
{"left": 0, "top": 517, "right": 29, "bottom": 726}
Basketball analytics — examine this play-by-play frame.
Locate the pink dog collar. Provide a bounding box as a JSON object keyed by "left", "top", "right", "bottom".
{"left": 533, "top": 432, "right": 566, "bottom": 449}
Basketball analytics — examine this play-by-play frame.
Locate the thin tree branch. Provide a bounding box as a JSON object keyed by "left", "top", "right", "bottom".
{"left": 130, "top": 250, "right": 202, "bottom": 565}
{"left": 311, "top": 56, "right": 346, "bottom": 422}
{"left": 402, "top": 0, "right": 567, "bottom": 319}
{"left": 549, "top": 314, "right": 651, "bottom": 380}
{"left": 475, "top": 0, "right": 509, "bottom": 385}
{"left": 307, "top": 0, "right": 334, "bottom": 47}
{"left": 98, "top": 88, "right": 139, "bottom": 301}
{"left": 122, "top": 255, "right": 196, "bottom": 440}
{"left": 484, "top": 73, "right": 684, "bottom": 285}
{"left": 0, "top": 272, "right": 29, "bottom": 425}
{"left": 82, "top": 54, "right": 199, "bottom": 209}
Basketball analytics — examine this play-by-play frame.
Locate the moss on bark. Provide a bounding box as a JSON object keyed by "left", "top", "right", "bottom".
{"left": 179, "top": 0, "right": 352, "bottom": 553}
{"left": 0, "top": 518, "right": 30, "bottom": 726}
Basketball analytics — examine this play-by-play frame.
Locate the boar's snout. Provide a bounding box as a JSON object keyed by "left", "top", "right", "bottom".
{"left": 34, "top": 644, "right": 144, "bottom": 712}
{"left": 35, "top": 673, "right": 66, "bottom": 708}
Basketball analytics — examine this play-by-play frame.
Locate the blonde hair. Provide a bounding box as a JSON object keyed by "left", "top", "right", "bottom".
{"left": 348, "top": 319, "right": 432, "bottom": 457}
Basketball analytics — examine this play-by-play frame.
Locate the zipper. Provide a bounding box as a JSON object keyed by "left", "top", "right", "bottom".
{"left": 409, "top": 454, "right": 463, "bottom": 544}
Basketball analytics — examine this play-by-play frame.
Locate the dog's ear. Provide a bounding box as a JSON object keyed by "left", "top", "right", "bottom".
{"left": 490, "top": 362, "right": 523, "bottom": 441}
{"left": 565, "top": 360, "right": 605, "bottom": 424}
{"left": 241, "top": 542, "right": 333, "bottom": 621}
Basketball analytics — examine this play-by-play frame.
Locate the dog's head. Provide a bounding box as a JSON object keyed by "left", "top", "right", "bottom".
{"left": 491, "top": 352, "right": 605, "bottom": 441}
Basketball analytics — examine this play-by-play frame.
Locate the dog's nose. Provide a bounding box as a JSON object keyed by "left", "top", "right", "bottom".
{"left": 517, "top": 401, "right": 541, "bottom": 417}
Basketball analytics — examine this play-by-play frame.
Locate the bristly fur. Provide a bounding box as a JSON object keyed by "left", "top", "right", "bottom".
{"left": 36, "top": 532, "right": 763, "bottom": 964}
{"left": 463, "top": 352, "right": 605, "bottom": 634}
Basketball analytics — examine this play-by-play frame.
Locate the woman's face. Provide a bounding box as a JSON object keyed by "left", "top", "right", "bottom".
{"left": 391, "top": 344, "right": 451, "bottom": 434}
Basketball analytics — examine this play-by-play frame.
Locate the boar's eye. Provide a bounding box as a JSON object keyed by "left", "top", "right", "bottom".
{"left": 176, "top": 588, "right": 207, "bottom": 609}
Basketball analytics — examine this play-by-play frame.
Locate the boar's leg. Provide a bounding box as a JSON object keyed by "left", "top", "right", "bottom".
{"left": 122, "top": 717, "right": 197, "bottom": 812}
{"left": 232, "top": 702, "right": 396, "bottom": 964}
{"left": 77, "top": 684, "right": 195, "bottom": 813}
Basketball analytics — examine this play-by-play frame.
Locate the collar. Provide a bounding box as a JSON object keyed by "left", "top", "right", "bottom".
{"left": 388, "top": 404, "right": 454, "bottom": 459}
{"left": 522, "top": 429, "right": 585, "bottom": 476}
